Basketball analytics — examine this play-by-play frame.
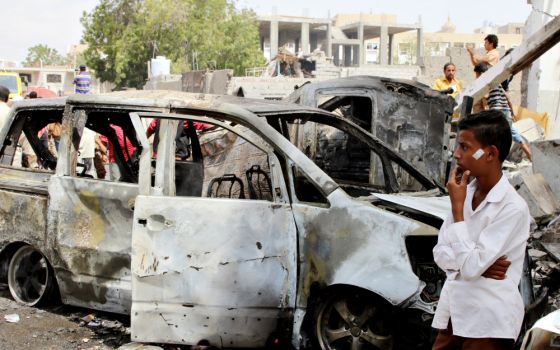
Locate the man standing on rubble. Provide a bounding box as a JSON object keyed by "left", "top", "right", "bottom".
{"left": 467, "top": 34, "right": 500, "bottom": 67}
{"left": 431, "top": 110, "right": 530, "bottom": 350}
{"left": 433, "top": 63, "right": 463, "bottom": 97}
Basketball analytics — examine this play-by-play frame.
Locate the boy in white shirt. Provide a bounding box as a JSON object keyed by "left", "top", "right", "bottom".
{"left": 432, "top": 110, "right": 530, "bottom": 350}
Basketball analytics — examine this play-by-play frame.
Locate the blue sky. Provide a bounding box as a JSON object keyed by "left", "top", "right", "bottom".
{"left": 1, "top": 0, "right": 534, "bottom": 63}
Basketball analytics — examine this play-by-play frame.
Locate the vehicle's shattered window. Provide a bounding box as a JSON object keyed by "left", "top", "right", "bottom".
{"left": 0, "top": 110, "right": 62, "bottom": 171}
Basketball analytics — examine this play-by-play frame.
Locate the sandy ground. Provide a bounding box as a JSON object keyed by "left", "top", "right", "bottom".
{"left": 0, "top": 283, "right": 129, "bottom": 350}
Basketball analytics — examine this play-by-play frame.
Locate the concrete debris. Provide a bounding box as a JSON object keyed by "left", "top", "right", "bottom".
{"left": 117, "top": 342, "right": 164, "bottom": 350}
{"left": 516, "top": 173, "right": 560, "bottom": 224}
{"left": 529, "top": 248, "right": 549, "bottom": 260}
{"left": 503, "top": 159, "right": 533, "bottom": 185}
{"left": 81, "top": 314, "right": 96, "bottom": 323}
{"left": 531, "top": 139, "right": 560, "bottom": 197}
{"left": 515, "top": 119, "right": 545, "bottom": 143}
{"left": 4, "top": 313, "right": 20, "bottom": 323}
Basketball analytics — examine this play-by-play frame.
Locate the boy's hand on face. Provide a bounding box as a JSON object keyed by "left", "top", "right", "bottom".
{"left": 447, "top": 167, "right": 470, "bottom": 222}
{"left": 483, "top": 256, "right": 511, "bottom": 280}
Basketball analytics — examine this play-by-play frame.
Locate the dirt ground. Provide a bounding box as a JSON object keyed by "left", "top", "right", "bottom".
{"left": 0, "top": 283, "right": 250, "bottom": 350}
{"left": 0, "top": 283, "right": 131, "bottom": 350}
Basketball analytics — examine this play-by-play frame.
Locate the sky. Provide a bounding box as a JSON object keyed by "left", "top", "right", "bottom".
{"left": 0, "top": 0, "right": 534, "bottom": 64}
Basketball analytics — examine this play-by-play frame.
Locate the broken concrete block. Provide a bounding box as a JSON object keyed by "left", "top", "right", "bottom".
{"left": 514, "top": 118, "right": 545, "bottom": 143}
{"left": 516, "top": 173, "right": 560, "bottom": 223}
{"left": 529, "top": 248, "right": 548, "bottom": 260}
{"left": 117, "top": 343, "right": 164, "bottom": 350}
{"left": 531, "top": 139, "right": 560, "bottom": 197}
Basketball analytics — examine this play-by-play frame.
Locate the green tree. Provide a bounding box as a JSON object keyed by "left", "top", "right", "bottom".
{"left": 22, "top": 44, "right": 66, "bottom": 67}
{"left": 81, "top": 0, "right": 265, "bottom": 89}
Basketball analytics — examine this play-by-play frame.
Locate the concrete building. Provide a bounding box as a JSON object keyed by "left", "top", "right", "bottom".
{"left": 524, "top": 0, "right": 560, "bottom": 139}
{"left": 257, "top": 13, "right": 423, "bottom": 67}
{"left": 393, "top": 17, "right": 523, "bottom": 65}
{"left": 10, "top": 66, "right": 112, "bottom": 96}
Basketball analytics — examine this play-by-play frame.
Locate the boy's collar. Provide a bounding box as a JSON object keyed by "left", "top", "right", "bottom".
{"left": 469, "top": 174, "right": 508, "bottom": 203}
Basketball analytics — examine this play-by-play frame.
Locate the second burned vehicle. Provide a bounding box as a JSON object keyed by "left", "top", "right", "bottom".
{"left": 286, "top": 75, "right": 457, "bottom": 185}
{"left": 0, "top": 91, "right": 539, "bottom": 349}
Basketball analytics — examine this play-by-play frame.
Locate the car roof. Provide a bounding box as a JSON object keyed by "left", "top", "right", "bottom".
{"left": 67, "top": 90, "right": 335, "bottom": 116}
{"left": 286, "top": 75, "right": 456, "bottom": 108}
{"left": 10, "top": 90, "right": 439, "bottom": 190}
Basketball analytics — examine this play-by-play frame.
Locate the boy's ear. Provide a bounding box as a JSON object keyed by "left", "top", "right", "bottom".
{"left": 486, "top": 145, "right": 500, "bottom": 161}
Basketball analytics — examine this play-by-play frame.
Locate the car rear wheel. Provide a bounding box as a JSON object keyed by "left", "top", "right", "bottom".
{"left": 314, "top": 290, "right": 393, "bottom": 350}
{"left": 7, "top": 246, "right": 55, "bottom": 306}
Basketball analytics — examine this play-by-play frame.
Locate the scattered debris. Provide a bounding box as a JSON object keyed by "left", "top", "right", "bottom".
{"left": 4, "top": 313, "right": 20, "bottom": 323}
{"left": 531, "top": 139, "right": 560, "bottom": 197}
{"left": 515, "top": 174, "right": 560, "bottom": 224}
{"left": 118, "top": 342, "right": 164, "bottom": 350}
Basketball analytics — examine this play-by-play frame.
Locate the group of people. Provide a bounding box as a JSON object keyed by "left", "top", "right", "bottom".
{"left": 432, "top": 34, "right": 532, "bottom": 161}
{"left": 430, "top": 36, "right": 532, "bottom": 350}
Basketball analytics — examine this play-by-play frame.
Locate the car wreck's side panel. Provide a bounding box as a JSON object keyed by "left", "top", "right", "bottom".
{"left": 374, "top": 90, "right": 449, "bottom": 184}
{"left": 131, "top": 196, "right": 298, "bottom": 347}
{"left": 293, "top": 189, "right": 434, "bottom": 308}
{"left": 0, "top": 168, "right": 51, "bottom": 282}
{"left": 0, "top": 169, "right": 49, "bottom": 251}
{"left": 47, "top": 176, "right": 138, "bottom": 314}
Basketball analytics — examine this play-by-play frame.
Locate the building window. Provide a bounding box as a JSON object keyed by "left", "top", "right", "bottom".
{"left": 46, "top": 74, "right": 62, "bottom": 83}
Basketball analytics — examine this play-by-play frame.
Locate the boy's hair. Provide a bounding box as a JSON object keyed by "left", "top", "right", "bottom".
{"left": 0, "top": 85, "right": 9, "bottom": 102}
{"left": 474, "top": 63, "right": 489, "bottom": 74}
{"left": 458, "top": 110, "right": 512, "bottom": 162}
{"left": 485, "top": 34, "right": 498, "bottom": 48}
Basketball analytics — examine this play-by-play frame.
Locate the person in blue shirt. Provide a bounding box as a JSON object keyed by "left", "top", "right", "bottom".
{"left": 73, "top": 64, "right": 91, "bottom": 94}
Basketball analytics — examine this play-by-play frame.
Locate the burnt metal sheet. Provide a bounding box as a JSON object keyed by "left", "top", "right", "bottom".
{"left": 292, "top": 189, "right": 438, "bottom": 308}
{"left": 0, "top": 188, "right": 48, "bottom": 250}
{"left": 47, "top": 176, "right": 138, "bottom": 314}
{"left": 131, "top": 196, "right": 297, "bottom": 347}
{"left": 288, "top": 76, "right": 455, "bottom": 184}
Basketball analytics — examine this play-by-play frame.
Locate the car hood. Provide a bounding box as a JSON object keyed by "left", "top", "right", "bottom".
{"left": 363, "top": 191, "right": 450, "bottom": 230}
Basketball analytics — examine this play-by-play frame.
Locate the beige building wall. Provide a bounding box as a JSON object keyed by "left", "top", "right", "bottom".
{"left": 393, "top": 32, "right": 523, "bottom": 64}
{"left": 333, "top": 13, "right": 397, "bottom": 27}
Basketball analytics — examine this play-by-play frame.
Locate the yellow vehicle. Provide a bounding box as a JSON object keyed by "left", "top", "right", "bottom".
{"left": 0, "top": 72, "right": 23, "bottom": 100}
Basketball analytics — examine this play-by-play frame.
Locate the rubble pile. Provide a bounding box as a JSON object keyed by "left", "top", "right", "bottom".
{"left": 528, "top": 219, "right": 560, "bottom": 312}
{"left": 68, "top": 311, "right": 131, "bottom": 348}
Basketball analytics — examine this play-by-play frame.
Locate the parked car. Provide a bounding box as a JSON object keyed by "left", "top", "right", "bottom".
{"left": 0, "top": 91, "right": 537, "bottom": 349}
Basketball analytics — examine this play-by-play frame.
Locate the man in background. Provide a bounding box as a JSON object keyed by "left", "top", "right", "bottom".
{"left": 73, "top": 64, "right": 91, "bottom": 94}
{"left": 433, "top": 63, "right": 463, "bottom": 97}
{"left": 0, "top": 85, "right": 11, "bottom": 130}
{"left": 468, "top": 34, "right": 500, "bottom": 67}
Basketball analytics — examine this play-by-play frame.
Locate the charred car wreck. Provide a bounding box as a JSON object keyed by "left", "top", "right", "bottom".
{"left": 286, "top": 75, "right": 456, "bottom": 185}
{"left": 0, "top": 91, "right": 537, "bottom": 349}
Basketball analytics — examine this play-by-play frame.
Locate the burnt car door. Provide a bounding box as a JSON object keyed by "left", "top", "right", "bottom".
{"left": 130, "top": 113, "right": 297, "bottom": 347}
{"left": 46, "top": 108, "right": 150, "bottom": 314}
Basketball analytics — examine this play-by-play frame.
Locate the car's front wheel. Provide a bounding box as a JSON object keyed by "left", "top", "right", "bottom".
{"left": 314, "top": 290, "right": 394, "bottom": 350}
{"left": 7, "top": 245, "right": 56, "bottom": 306}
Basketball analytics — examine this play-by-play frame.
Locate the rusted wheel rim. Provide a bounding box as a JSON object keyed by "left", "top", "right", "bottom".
{"left": 8, "top": 246, "right": 49, "bottom": 306}
{"left": 316, "top": 292, "right": 393, "bottom": 350}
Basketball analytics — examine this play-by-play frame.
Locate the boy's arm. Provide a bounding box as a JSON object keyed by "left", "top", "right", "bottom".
{"left": 444, "top": 205, "right": 529, "bottom": 280}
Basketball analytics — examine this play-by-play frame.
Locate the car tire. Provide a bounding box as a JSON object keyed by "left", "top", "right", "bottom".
{"left": 7, "top": 245, "right": 57, "bottom": 306}
{"left": 313, "top": 289, "right": 394, "bottom": 350}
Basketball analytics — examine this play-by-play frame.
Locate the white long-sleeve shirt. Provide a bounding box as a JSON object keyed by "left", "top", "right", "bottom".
{"left": 432, "top": 175, "right": 530, "bottom": 339}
